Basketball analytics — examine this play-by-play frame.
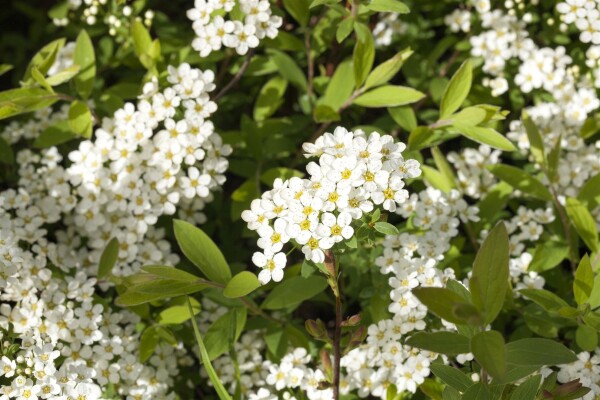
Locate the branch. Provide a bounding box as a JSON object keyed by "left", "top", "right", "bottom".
{"left": 213, "top": 49, "right": 255, "bottom": 102}
{"left": 325, "top": 250, "right": 342, "bottom": 400}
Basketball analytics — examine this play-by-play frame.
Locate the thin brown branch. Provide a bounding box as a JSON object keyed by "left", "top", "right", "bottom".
{"left": 324, "top": 250, "right": 342, "bottom": 400}
{"left": 213, "top": 49, "right": 255, "bottom": 101}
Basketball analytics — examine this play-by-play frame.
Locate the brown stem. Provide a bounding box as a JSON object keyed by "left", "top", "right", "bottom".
{"left": 213, "top": 49, "right": 255, "bottom": 101}
{"left": 324, "top": 250, "right": 342, "bottom": 399}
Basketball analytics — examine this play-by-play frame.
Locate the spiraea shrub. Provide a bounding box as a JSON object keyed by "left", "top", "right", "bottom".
{"left": 1, "top": 0, "right": 600, "bottom": 399}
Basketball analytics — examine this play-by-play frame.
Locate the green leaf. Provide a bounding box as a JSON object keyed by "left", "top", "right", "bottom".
{"left": 310, "top": 0, "right": 340, "bottom": 7}
{"left": 23, "top": 38, "right": 65, "bottom": 82}
{"left": 0, "top": 64, "right": 13, "bottom": 77}
{"left": 73, "top": 30, "right": 96, "bottom": 99}
{"left": 565, "top": 197, "right": 599, "bottom": 253}
{"left": 139, "top": 326, "right": 159, "bottom": 362}
{"left": 412, "top": 287, "right": 473, "bottom": 325}
{"left": 223, "top": 271, "right": 261, "bottom": 298}
{"left": 422, "top": 165, "right": 454, "bottom": 193}
{"left": 268, "top": 49, "right": 308, "bottom": 92}
{"left": 132, "top": 19, "right": 152, "bottom": 58}
{"left": 46, "top": 65, "right": 81, "bottom": 86}
{"left": 141, "top": 265, "right": 201, "bottom": 281}
{"left": 68, "top": 100, "right": 93, "bottom": 139}
{"left": 440, "top": 59, "right": 472, "bottom": 119}
{"left": 353, "top": 30, "right": 375, "bottom": 88}
{"left": 431, "top": 147, "right": 457, "bottom": 190}
{"left": 574, "top": 254, "right": 594, "bottom": 305}
{"left": 547, "top": 134, "right": 562, "bottom": 182}
{"left": 522, "top": 112, "right": 545, "bottom": 166}
{"left": 469, "top": 222, "right": 509, "bottom": 325}
{"left": 204, "top": 308, "right": 247, "bottom": 360}
{"left": 529, "top": 241, "right": 569, "bottom": 272}
{"left": 580, "top": 115, "right": 599, "bottom": 139}
{"left": 575, "top": 324, "right": 598, "bottom": 351}
{"left": 353, "top": 85, "right": 425, "bottom": 108}
{"left": 262, "top": 275, "right": 328, "bottom": 310}
{"left": 442, "top": 386, "right": 461, "bottom": 400}
{"left": 116, "top": 280, "right": 210, "bottom": 306}
{"left": 158, "top": 297, "right": 201, "bottom": 325}
{"left": 98, "top": 238, "right": 119, "bottom": 279}
{"left": 187, "top": 297, "right": 232, "bottom": 400}
{"left": 471, "top": 330, "right": 507, "bottom": 381}
{"left": 577, "top": 172, "right": 600, "bottom": 210}
{"left": 373, "top": 221, "right": 399, "bottom": 236}
{"left": 364, "top": 49, "right": 413, "bottom": 90}
{"left": 367, "top": 0, "right": 409, "bottom": 13}
{"left": 487, "top": 164, "right": 553, "bottom": 201}
{"left": 509, "top": 375, "right": 542, "bottom": 400}
{"left": 254, "top": 76, "right": 288, "bottom": 121}
{"left": 336, "top": 18, "right": 354, "bottom": 43}
{"left": 505, "top": 338, "right": 577, "bottom": 367}
{"left": 282, "top": 0, "right": 310, "bottom": 26}
{"left": 173, "top": 220, "right": 231, "bottom": 284}
{"left": 33, "top": 120, "right": 77, "bottom": 148}
{"left": 0, "top": 87, "right": 59, "bottom": 121}
{"left": 0, "top": 137, "right": 14, "bottom": 165}
{"left": 321, "top": 59, "right": 355, "bottom": 111}
{"left": 388, "top": 105, "right": 417, "bottom": 132}
{"left": 430, "top": 364, "right": 473, "bottom": 392}
{"left": 453, "top": 122, "right": 516, "bottom": 152}
{"left": 405, "top": 332, "right": 470, "bottom": 355}
{"left": 31, "top": 67, "right": 54, "bottom": 93}
{"left": 519, "top": 288, "right": 569, "bottom": 311}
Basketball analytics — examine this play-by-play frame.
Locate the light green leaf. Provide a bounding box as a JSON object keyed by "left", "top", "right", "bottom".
{"left": 33, "top": 120, "right": 77, "bottom": 148}
{"left": 223, "top": 271, "right": 261, "bottom": 298}
{"left": 98, "top": 238, "right": 119, "bottom": 279}
{"left": 46, "top": 65, "right": 81, "bottom": 86}
{"left": 565, "top": 197, "right": 599, "bottom": 253}
{"left": 422, "top": 165, "right": 454, "bottom": 193}
{"left": 31, "top": 67, "right": 54, "bottom": 93}
{"left": 173, "top": 219, "right": 232, "bottom": 284}
{"left": 73, "top": 30, "right": 96, "bottom": 99}
{"left": 132, "top": 19, "right": 152, "bottom": 59}
{"left": 68, "top": 100, "right": 93, "bottom": 139}
{"left": 353, "top": 85, "right": 425, "bottom": 108}
{"left": 388, "top": 105, "right": 417, "bottom": 132}
{"left": 471, "top": 330, "right": 507, "bottom": 381}
{"left": 0, "top": 64, "right": 13, "bottom": 77}
{"left": 453, "top": 122, "right": 516, "bottom": 151}
{"left": 367, "top": 0, "right": 409, "bottom": 13}
{"left": 262, "top": 276, "right": 328, "bottom": 310}
{"left": 353, "top": 30, "right": 375, "bottom": 88}
{"left": 574, "top": 254, "right": 594, "bottom": 305}
{"left": 364, "top": 49, "right": 413, "bottom": 90}
{"left": 187, "top": 297, "right": 232, "bottom": 400}
{"left": 469, "top": 222, "right": 509, "bottom": 325}
{"left": 310, "top": 0, "right": 340, "bottom": 7}
{"left": 505, "top": 338, "right": 577, "bottom": 367}
{"left": 580, "top": 115, "right": 599, "bottom": 139}
{"left": 0, "top": 87, "right": 59, "bottom": 121}
{"left": 440, "top": 59, "right": 472, "bottom": 119}
{"left": 443, "top": 386, "right": 461, "bottom": 400}
{"left": 268, "top": 49, "right": 308, "bottom": 92}
{"left": 373, "top": 221, "right": 399, "bottom": 236}
{"left": 487, "top": 164, "right": 553, "bottom": 201}
{"left": 405, "top": 331, "right": 470, "bottom": 355}
{"left": 336, "top": 18, "right": 354, "bottom": 43}
{"left": 23, "top": 38, "right": 65, "bottom": 82}
{"left": 158, "top": 297, "right": 201, "bottom": 325}
{"left": 509, "top": 375, "right": 541, "bottom": 400}
{"left": 254, "top": 76, "right": 288, "bottom": 121}
{"left": 116, "top": 280, "right": 210, "bottom": 306}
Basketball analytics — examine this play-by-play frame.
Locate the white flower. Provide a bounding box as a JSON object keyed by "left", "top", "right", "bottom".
{"left": 252, "top": 251, "right": 286, "bottom": 284}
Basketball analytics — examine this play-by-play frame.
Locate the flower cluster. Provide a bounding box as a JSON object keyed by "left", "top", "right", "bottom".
{"left": 187, "top": 0, "right": 282, "bottom": 57}
{"left": 557, "top": 0, "right": 600, "bottom": 45}
{"left": 242, "top": 127, "right": 421, "bottom": 285}
{"left": 52, "top": 0, "right": 154, "bottom": 40}
{"left": 447, "top": 145, "right": 501, "bottom": 199}
{"left": 65, "top": 63, "right": 229, "bottom": 276}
